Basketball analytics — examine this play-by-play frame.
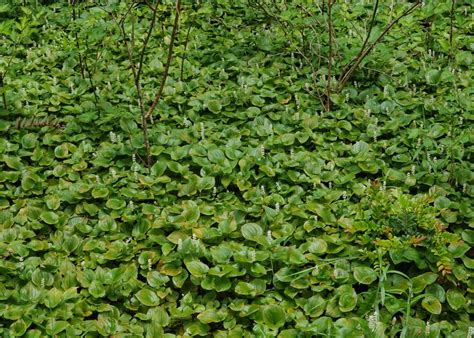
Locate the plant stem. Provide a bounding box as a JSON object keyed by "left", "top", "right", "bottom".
{"left": 145, "top": 0, "right": 182, "bottom": 121}
{"left": 325, "top": 0, "right": 333, "bottom": 112}
{"left": 339, "top": 0, "right": 379, "bottom": 82}
{"left": 449, "top": 0, "right": 456, "bottom": 60}
{"left": 336, "top": 1, "right": 421, "bottom": 92}
{"left": 71, "top": 2, "right": 85, "bottom": 79}
{"left": 0, "top": 73, "right": 7, "bottom": 110}
{"left": 180, "top": 18, "right": 194, "bottom": 81}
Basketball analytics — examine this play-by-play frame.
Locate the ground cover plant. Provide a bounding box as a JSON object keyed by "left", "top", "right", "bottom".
{"left": 0, "top": 0, "right": 472, "bottom": 337}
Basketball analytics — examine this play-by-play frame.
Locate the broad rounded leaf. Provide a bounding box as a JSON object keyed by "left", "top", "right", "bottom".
{"left": 89, "top": 281, "right": 106, "bottom": 298}
{"left": 10, "top": 319, "right": 28, "bottom": 336}
{"left": 185, "top": 260, "right": 209, "bottom": 278}
{"left": 135, "top": 289, "right": 160, "bottom": 307}
{"left": 421, "top": 295, "right": 442, "bottom": 314}
{"left": 308, "top": 239, "right": 328, "bottom": 255}
{"left": 446, "top": 289, "right": 465, "bottom": 310}
{"left": 207, "top": 99, "right": 222, "bottom": 113}
{"left": 197, "top": 309, "right": 223, "bottom": 324}
{"left": 92, "top": 186, "right": 109, "bottom": 199}
{"left": 353, "top": 266, "right": 377, "bottom": 285}
{"left": 106, "top": 198, "right": 126, "bottom": 210}
{"left": 40, "top": 211, "right": 59, "bottom": 225}
{"left": 262, "top": 305, "right": 286, "bottom": 329}
{"left": 412, "top": 272, "right": 438, "bottom": 294}
{"left": 241, "top": 223, "right": 263, "bottom": 240}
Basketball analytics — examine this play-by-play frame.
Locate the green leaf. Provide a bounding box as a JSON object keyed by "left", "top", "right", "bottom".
{"left": 353, "top": 266, "right": 377, "bottom": 285}
{"left": 412, "top": 272, "right": 438, "bottom": 294}
{"left": 262, "top": 305, "right": 286, "bottom": 329}
{"left": 106, "top": 198, "right": 126, "bottom": 210}
{"left": 40, "top": 211, "right": 59, "bottom": 225}
{"left": 46, "top": 320, "right": 69, "bottom": 336}
{"left": 43, "top": 288, "right": 63, "bottom": 308}
{"left": 147, "top": 271, "right": 170, "bottom": 288}
{"left": 151, "top": 160, "right": 167, "bottom": 176}
{"left": 197, "top": 309, "right": 224, "bottom": 323}
{"left": 136, "top": 289, "right": 160, "bottom": 307}
{"left": 45, "top": 195, "right": 60, "bottom": 210}
{"left": 241, "top": 223, "right": 263, "bottom": 240}
{"left": 260, "top": 165, "right": 275, "bottom": 177}
{"left": 92, "top": 186, "right": 109, "bottom": 198}
{"left": 303, "top": 295, "right": 326, "bottom": 317}
{"left": 235, "top": 282, "right": 256, "bottom": 296}
{"left": 89, "top": 281, "right": 106, "bottom": 298}
{"left": 197, "top": 176, "right": 215, "bottom": 191}
{"left": 338, "top": 294, "right": 357, "bottom": 313}
{"left": 208, "top": 147, "right": 225, "bottom": 163}
{"left": 4, "top": 156, "right": 23, "bottom": 170}
{"left": 308, "top": 238, "right": 328, "bottom": 255}
{"left": 184, "top": 260, "right": 209, "bottom": 278}
{"left": 21, "top": 133, "right": 38, "bottom": 149}
{"left": 421, "top": 295, "right": 442, "bottom": 314}
{"left": 425, "top": 69, "right": 441, "bottom": 84}
{"left": 54, "top": 144, "right": 69, "bottom": 158}
{"left": 446, "top": 289, "right": 465, "bottom": 310}
{"left": 207, "top": 99, "right": 222, "bottom": 113}
{"left": 181, "top": 200, "right": 200, "bottom": 222}
{"left": 10, "top": 319, "right": 28, "bottom": 336}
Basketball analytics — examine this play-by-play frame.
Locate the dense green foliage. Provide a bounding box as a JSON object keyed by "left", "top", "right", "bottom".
{"left": 0, "top": 0, "right": 472, "bottom": 337}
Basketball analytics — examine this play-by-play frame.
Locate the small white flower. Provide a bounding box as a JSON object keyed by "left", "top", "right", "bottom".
{"left": 276, "top": 182, "right": 281, "bottom": 191}
{"left": 200, "top": 122, "right": 205, "bottom": 140}
{"left": 177, "top": 239, "right": 183, "bottom": 250}
{"left": 275, "top": 203, "right": 280, "bottom": 212}
{"left": 148, "top": 259, "right": 152, "bottom": 271}
{"left": 411, "top": 165, "right": 416, "bottom": 176}
{"left": 267, "top": 230, "right": 272, "bottom": 241}
{"left": 467, "top": 326, "right": 473, "bottom": 338}
{"left": 248, "top": 251, "right": 256, "bottom": 261}
{"left": 367, "top": 310, "right": 378, "bottom": 332}
{"left": 260, "top": 144, "right": 265, "bottom": 157}
{"left": 260, "top": 185, "right": 265, "bottom": 195}
{"left": 425, "top": 321, "right": 431, "bottom": 336}
{"left": 109, "top": 131, "right": 117, "bottom": 143}
{"left": 110, "top": 168, "right": 117, "bottom": 179}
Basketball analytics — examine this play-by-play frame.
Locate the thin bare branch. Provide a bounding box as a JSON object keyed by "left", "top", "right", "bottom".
{"left": 336, "top": 1, "right": 421, "bottom": 92}
{"left": 145, "top": 0, "right": 182, "bottom": 121}
{"left": 326, "top": 0, "right": 333, "bottom": 112}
